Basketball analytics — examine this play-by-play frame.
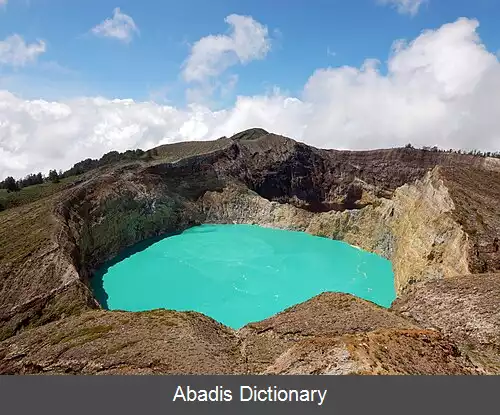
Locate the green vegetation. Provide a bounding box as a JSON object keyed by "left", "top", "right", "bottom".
{"left": 0, "top": 149, "right": 147, "bottom": 208}
{"left": 18, "top": 173, "right": 44, "bottom": 188}
{"left": 61, "top": 149, "right": 146, "bottom": 178}
{"left": 406, "top": 143, "right": 500, "bottom": 158}
{"left": 0, "top": 176, "right": 79, "bottom": 211}
{"left": 3, "top": 176, "right": 20, "bottom": 192}
{"left": 48, "top": 169, "right": 60, "bottom": 183}
{"left": 50, "top": 324, "right": 114, "bottom": 346}
{"left": 0, "top": 199, "right": 54, "bottom": 266}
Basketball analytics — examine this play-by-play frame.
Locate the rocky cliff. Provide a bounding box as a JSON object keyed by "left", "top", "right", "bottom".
{"left": 0, "top": 128, "right": 499, "bottom": 374}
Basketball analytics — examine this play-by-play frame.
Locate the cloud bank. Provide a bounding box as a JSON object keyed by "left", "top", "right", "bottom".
{"left": 1, "top": 18, "right": 500, "bottom": 179}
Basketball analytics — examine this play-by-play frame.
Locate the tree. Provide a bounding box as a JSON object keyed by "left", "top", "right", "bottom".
{"left": 48, "top": 169, "right": 60, "bottom": 183}
{"left": 404, "top": 143, "right": 414, "bottom": 149}
{"left": 4, "top": 176, "right": 20, "bottom": 192}
{"left": 18, "top": 172, "right": 44, "bottom": 188}
{"left": 144, "top": 149, "right": 155, "bottom": 160}
{"left": 100, "top": 151, "right": 121, "bottom": 165}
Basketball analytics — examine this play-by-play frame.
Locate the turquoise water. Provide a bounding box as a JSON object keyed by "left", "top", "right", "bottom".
{"left": 92, "top": 224, "right": 395, "bottom": 329}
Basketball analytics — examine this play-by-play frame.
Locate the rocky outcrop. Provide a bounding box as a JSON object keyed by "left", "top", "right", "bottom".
{"left": 0, "top": 128, "right": 499, "bottom": 374}
{"left": 440, "top": 166, "right": 500, "bottom": 273}
{"left": 262, "top": 329, "right": 480, "bottom": 375}
{"left": 387, "top": 168, "right": 471, "bottom": 292}
{"left": 238, "top": 293, "right": 417, "bottom": 373}
{"left": 392, "top": 273, "right": 500, "bottom": 373}
{"left": 0, "top": 197, "right": 97, "bottom": 341}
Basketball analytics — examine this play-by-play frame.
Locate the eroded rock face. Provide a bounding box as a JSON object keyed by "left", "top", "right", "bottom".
{"left": 440, "top": 167, "right": 500, "bottom": 273}
{"left": 387, "top": 169, "right": 471, "bottom": 292}
{"left": 392, "top": 273, "right": 500, "bottom": 373}
{"left": 263, "top": 329, "right": 481, "bottom": 375}
{"left": 0, "top": 128, "right": 499, "bottom": 374}
{"left": 0, "top": 281, "right": 96, "bottom": 343}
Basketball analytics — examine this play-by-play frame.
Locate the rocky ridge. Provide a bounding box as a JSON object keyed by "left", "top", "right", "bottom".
{"left": 0, "top": 293, "right": 484, "bottom": 375}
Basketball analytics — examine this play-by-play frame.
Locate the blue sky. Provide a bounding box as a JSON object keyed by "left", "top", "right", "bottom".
{"left": 1, "top": 0, "right": 500, "bottom": 179}
{"left": 2, "top": 0, "right": 499, "bottom": 103}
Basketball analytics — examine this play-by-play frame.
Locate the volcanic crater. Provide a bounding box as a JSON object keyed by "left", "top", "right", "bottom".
{"left": 0, "top": 128, "right": 499, "bottom": 374}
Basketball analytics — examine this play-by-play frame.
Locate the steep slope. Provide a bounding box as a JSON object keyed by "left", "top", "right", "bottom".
{"left": 440, "top": 166, "right": 500, "bottom": 273}
{"left": 392, "top": 273, "right": 500, "bottom": 373}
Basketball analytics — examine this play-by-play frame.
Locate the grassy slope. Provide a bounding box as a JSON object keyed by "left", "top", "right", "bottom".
{"left": 0, "top": 177, "right": 81, "bottom": 269}
{"left": 151, "top": 137, "right": 232, "bottom": 163}
{"left": 0, "top": 199, "right": 54, "bottom": 267}
{"left": 0, "top": 176, "right": 80, "bottom": 211}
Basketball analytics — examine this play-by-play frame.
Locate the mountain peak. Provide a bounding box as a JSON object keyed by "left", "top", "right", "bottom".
{"left": 230, "top": 128, "right": 269, "bottom": 141}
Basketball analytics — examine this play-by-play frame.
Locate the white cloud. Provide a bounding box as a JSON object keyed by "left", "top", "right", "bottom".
{"left": 91, "top": 8, "right": 139, "bottom": 43}
{"left": 182, "top": 14, "right": 271, "bottom": 84}
{"left": 2, "top": 18, "right": 500, "bottom": 179}
{"left": 378, "top": 0, "right": 427, "bottom": 16}
{"left": 0, "top": 34, "right": 46, "bottom": 67}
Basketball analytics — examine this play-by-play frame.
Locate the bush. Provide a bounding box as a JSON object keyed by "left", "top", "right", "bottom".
{"left": 18, "top": 172, "right": 44, "bottom": 188}
{"left": 3, "top": 176, "right": 20, "bottom": 192}
{"left": 48, "top": 170, "right": 60, "bottom": 184}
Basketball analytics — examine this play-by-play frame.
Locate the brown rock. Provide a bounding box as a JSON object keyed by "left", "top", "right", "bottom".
{"left": 1, "top": 293, "right": 481, "bottom": 375}
{"left": 392, "top": 273, "right": 500, "bottom": 373}
{"left": 239, "top": 292, "right": 417, "bottom": 373}
{"left": 0, "top": 310, "right": 243, "bottom": 375}
{"left": 263, "top": 329, "right": 481, "bottom": 375}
